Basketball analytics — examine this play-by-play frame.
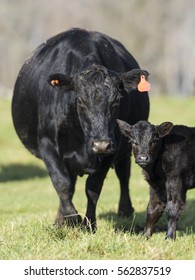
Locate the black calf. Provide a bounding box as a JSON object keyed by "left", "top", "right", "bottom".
{"left": 117, "top": 119, "right": 195, "bottom": 240}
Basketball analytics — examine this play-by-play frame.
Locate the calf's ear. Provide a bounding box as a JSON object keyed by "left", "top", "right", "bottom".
{"left": 156, "top": 122, "right": 173, "bottom": 138}
{"left": 48, "top": 73, "right": 75, "bottom": 91}
{"left": 117, "top": 119, "right": 132, "bottom": 138}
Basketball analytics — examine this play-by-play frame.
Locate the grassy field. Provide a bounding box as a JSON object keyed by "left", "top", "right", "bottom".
{"left": 0, "top": 96, "right": 195, "bottom": 260}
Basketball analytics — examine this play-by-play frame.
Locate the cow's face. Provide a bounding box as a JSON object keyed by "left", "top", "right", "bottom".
{"left": 117, "top": 120, "right": 173, "bottom": 167}
{"left": 75, "top": 66, "right": 122, "bottom": 154}
{"left": 49, "top": 65, "right": 150, "bottom": 154}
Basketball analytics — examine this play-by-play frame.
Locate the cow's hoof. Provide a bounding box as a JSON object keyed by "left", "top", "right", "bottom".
{"left": 83, "top": 217, "right": 97, "bottom": 233}
{"left": 118, "top": 206, "right": 134, "bottom": 217}
{"left": 55, "top": 212, "right": 65, "bottom": 227}
{"left": 65, "top": 214, "right": 82, "bottom": 227}
{"left": 55, "top": 213, "right": 82, "bottom": 227}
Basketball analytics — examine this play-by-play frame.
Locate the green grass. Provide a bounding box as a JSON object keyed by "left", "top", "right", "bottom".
{"left": 0, "top": 96, "right": 195, "bottom": 260}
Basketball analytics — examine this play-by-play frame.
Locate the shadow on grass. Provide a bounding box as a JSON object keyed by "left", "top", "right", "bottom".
{"left": 0, "top": 163, "right": 48, "bottom": 182}
{"left": 99, "top": 211, "right": 146, "bottom": 235}
{"left": 99, "top": 199, "right": 195, "bottom": 236}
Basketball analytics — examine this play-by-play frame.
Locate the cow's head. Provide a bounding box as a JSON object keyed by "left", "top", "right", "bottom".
{"left": 49, "top": 65, "right": 149, "bottom": 154}
{"left": 117, "top": 120, "right": 173, "bottom": 167}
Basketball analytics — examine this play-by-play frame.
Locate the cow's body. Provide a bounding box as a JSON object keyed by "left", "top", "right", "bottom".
{"left": 117, "top": 119, "right": 195, "bottom": 239}
{"left": 12, "top": 28, "right": 149, "bottom": 231}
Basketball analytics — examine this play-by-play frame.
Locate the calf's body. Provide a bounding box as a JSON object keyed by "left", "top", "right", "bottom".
{"left": 117, "top": 119, "right": 195, "bottom": 239}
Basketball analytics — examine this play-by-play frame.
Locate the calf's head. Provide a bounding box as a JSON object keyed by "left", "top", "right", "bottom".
{"left": 49, "top": 65, "right": 150, "bottom": 154}
{"left": 117, "top": 120, "right": 173, "bottom": 167}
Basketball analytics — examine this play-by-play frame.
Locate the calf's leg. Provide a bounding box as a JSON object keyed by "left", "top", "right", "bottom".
{"left": 166, "top": 178, "right": 186, "bottom": 240}
{"left": 144, "top": 187, "right": 166, "bottom": 238}
{"left": 39, "top": 137, "right": 81, "bottom": 226}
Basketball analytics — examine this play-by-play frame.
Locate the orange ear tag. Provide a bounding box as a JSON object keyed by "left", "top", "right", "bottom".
{"left": 137, "top": 75, "right": 151, "bottom": 92}
{"left": 51, "top": 79, "right": 59, "bottom": 86}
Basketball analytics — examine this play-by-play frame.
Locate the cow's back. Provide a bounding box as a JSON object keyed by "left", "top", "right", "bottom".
{"left": 12, "top": 28, "right": 149, "bottom": 157}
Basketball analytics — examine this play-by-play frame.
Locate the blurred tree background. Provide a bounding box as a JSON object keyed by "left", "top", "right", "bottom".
{"left": 0, "top": 0, "right": 194, "bottom": 97}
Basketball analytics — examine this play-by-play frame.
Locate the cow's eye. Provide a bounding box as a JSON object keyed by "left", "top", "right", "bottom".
{"left": 111, "top": 103, "right": 120, "bottom": 112}
{"left": 77, "top": 97, "right": 86, "bottom": 109}
{"left": 77, "top": 97, "right": 83, "bottom": 105}
{"left": 110, "top": 93, "right": 121, "bottom": 105}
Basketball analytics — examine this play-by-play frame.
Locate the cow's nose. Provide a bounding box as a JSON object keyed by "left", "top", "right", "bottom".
{"left": 92, "top": 140, "right": 112, "bottom": 154}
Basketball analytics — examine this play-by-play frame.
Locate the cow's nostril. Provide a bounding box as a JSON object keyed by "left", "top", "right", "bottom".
{"left": 92, "top": 140, "right": 112, "bottom": 153}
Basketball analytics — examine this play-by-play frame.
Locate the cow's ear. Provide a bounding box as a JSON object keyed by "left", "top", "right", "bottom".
{"left": 117, "top": 119, "right": 132, "bottom": 139}
{"left": 121, "top": 69, "right": 150, "bottom": 93}
{"left": 48, "top": 73, "right": 75, "bottom": 91}
{"left": 156, "top": 122, "right": 173, "bottom": 138}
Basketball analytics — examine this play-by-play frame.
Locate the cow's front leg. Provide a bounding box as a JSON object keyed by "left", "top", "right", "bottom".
{"left": 115, "top": 156, "right": 134, "bottom": 216}
{"left": 83, "top": 157, "right": 113, "bottom": 232}
{"left": 166, "top": 178, "right": 186, "bottom": 240}
{"left": 144, "top": 187, "right": 166, "bottom": 238}
{"left": 39, "top": 137, "right": 81, "bottom": 226}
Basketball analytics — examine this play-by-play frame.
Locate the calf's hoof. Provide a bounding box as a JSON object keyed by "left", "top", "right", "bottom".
{"left": 165, "top": 234, "right": 176, "bottom": 240}
{"left": 143, "top": 229, "right": 152, "bottom": 240}
{"left": 165, "top": 228, "right": 176, "bottom": 240}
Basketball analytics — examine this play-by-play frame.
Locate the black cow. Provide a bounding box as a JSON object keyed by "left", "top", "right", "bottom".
{"left": 12, "top": 28, "right": 150, "bottom": 232}
{"left": 117, "top": 119, "right": 195, "bottom": 239}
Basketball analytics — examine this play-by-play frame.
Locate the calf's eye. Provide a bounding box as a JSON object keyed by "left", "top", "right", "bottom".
{"left": 150, "top": 140, "right": 158, "bottom": 146}
{"left": 131, "top": 141, "right": 138, "bottom": 146}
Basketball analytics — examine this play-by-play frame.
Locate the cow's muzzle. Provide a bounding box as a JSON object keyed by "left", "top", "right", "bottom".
{"left": 91, "top": 139, "right": 114, "bottom": 154}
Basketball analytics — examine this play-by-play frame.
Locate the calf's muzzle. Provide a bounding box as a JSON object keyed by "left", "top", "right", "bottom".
{"left": 136, "top": 154, "right": 151, "bottom": 167}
